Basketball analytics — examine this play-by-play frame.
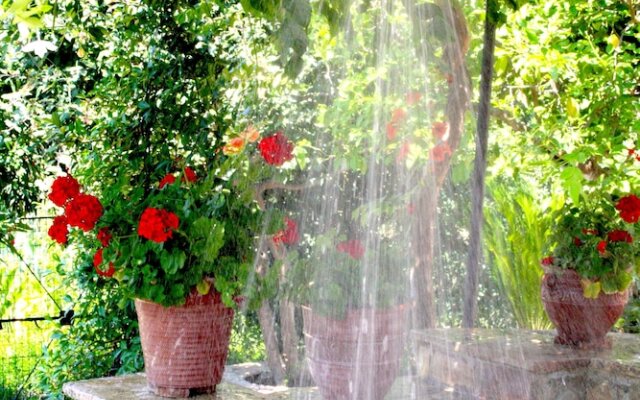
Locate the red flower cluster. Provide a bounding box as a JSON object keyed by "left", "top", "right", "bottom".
{"left": 273, "top": 217, "right": 299, "bottom": 245}
{"left": 386, "top": 108, "right": 407, "bottom": 141}
{"left": 607, "top": 229, "right": 633, "bottom": 243}
{"left": 182, "top": 167, "right": 197, "bottom": 183}
{"left": 597, "top": 240, "right": 607, "bottom": 255}
{"left": 48, "top": 175, "right": 103, "bottom": 244}
{"left": 65, "top": 193, "right": 104, "bottom": 232}
{"left": 138, "top": 207, "right": 180, "bottom": 243}
{"left": 336, "top": 239, "right": 365, "bottom": 260}
{"left": 159, "top": 174, "right": 176, "bottom": 189}
{"left": 431, "top": 142, "right": 452, "bottom": 162}
{"left": 93, "top": 248, "right": 115, "bottom": 278}
{"left": 48, "top": 175, "right": 80, "bottom": 207}
{"left": 258, "top": 132, "right": 294, "bottom": 166}
{"left": 48, "top": 215, "right": 69, "bottom": 244}
{"left": 159, "top": 166, "right": 198, "bottom": 189}
{"left": 541, "top": 256, "right": 554, "bottom": 266}
{"left": 94, "top": 227, "right": 116, "bottom": 278}
{"left": 432, "top": 121, "right": 449, "bottom": 140}
{"left": 97, "top": 227, "right": 112, "bottom": 247}
{"left": 616, "top": 194, "right": 640, "bottom": 223}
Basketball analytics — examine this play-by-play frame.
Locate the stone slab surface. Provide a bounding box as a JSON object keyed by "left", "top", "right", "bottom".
{"left": 413, "top": 329, "right": 640, "bottom": 400}
{"left": 62, "top": 363, "right": 469, "bottom": 400}
{"left": 62, "top": 372, "right": 319, "bottom": 400}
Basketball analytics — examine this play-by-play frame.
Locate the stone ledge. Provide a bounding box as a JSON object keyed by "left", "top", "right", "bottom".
{"left": 62, "top": 364, "right": 466, "bottom": 400}
{"left": 62, "top": 365, "right": 319, "bottom": 400}
{"left": 413, "top": 329, "right": 640, "bottom": 400}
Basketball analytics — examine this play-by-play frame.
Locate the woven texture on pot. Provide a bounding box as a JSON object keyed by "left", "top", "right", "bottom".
{"left": 302, "top": 304, "right": 410, "bottom": 400}
{"left": 135, "top": 292, "right": 234, "bottom": 397}
{"left": 541, "top": 269, "right": 628, "bottom": 349}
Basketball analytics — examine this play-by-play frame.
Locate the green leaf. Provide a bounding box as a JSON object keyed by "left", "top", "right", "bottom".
{"left": 160, "top": 249, "right": 186, "bottom": 275}
{"left": 601, "top": 271, "right": 632, "bottom": 294}
{"left": 7, "top": 0, "right": 31, "bottom": 14}
{"left": 191, "top": 217, "right": 225, "bottom": 262}
{"left": 560, "top": 166, "right": 583, "bottom": 205}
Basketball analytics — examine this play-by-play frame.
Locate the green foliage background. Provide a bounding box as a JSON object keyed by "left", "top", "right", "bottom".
{"left": 0, "top": 0, "right": 638, "bottom": 397}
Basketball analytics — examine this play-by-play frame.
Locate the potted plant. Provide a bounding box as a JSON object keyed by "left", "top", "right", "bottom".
{"left": 286, "top": 218, "right": 412, "bottom": 399}
{"left": 541, "top": 192, "right": 640, "bottom": 348}
{"left": 46, "top": 129, "right": 296, "bottom": 397}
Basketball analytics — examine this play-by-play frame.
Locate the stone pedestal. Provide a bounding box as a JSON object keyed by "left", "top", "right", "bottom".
{"left": 412, "top": 329, "right": 640, "bottom": 400}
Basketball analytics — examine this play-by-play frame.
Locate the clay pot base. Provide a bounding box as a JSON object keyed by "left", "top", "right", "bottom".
{"left": 149, "top": 383, "right": 216, "bottom": 398}
{"left": 554, "top": 334, "right": 612, "bottom": 350}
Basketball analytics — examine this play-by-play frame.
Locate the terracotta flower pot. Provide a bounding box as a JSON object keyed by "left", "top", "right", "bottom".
{"left": 302, "top": 304, "right": 410, "bottom": 400}
{"left": 135, "top": 291, "right": 234, "bottom": 397}
{"left": 541, "top": 269, "right": 628, "bottom": 349}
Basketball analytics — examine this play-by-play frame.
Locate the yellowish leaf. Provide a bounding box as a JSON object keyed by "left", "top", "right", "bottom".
{"left": 196, "top": 279, "right": 211, "bottom": 295}
{"left": 566, "top": 98, "right": 579, "bottom": 119}
{"left": 608, "top": 33, "right": 620, "bottom": 48}
{"left": 581, "top": 279, "right": 601, "bottom": 299}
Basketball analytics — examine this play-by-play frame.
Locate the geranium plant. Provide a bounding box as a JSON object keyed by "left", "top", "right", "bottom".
{"left": 47, "top": 129, "right": 297, "bottom": 307}
{"left": 543, "top": 165, "right": 640, "bottom": 299}
{"left": 285, "top": 222, "right": 412, "bottom": 318}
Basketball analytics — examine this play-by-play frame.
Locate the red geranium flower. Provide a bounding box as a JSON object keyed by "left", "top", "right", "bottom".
{"left": 93, "top": 248, "right": 115, "bottom": 278}
{"left": 182, "top": 167, "right": 197, "bottom": 183}
{"left": 597, "top": 240, "right": 607, "bottom": 255}
{"left": 159, "top": 174, "right": 176, "bottom": 189}
{"left": 258, "top": 132, "right": 294, "bottom": 166}
{"left": 431, "top": 142, "right": 452, "bottom": 163}
{"left": 541, "top": 256, "right": 554, "bottom": 266}
{"left": 65, "top": 194, "right": 103, "bottom": 232}
{"left": 573, "top": 237, "right": 583, "bottom": 246}
{"left": 48, "top": 215, "right": 69, "bottom": 244}
{"left": 432, "top": 121, "right": 449, "bottom": 140}
{"left": 386, "top": 123, "right": 398, "bottom": 141}
{"left": 336, "top": 239, "right": 365, "bottom": 260}
{"left": 607, "top": 229, "right": 633, "bottom": 243}
{"left": 48, "top": 175, "right": 80, "bottom": 207}
{"left": 396, "top": 141, "right": 411, "bottom": 162}
{"left": 616, "top": 194, "right": 640, "bottom": 223}
{"left": 97, "top": 227, "right": 112, "bottom": 247}
{"left": 138, "top": 207, "right": 180, "bottom": 243}
{"left": 391, "top": 108, "right": 407, "bottom": 124}
{"left": 273, "top": 217, "right": 299, "bottom": 246}
{"left": 405, "top": 91, "right": 422, "bottom": 106}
